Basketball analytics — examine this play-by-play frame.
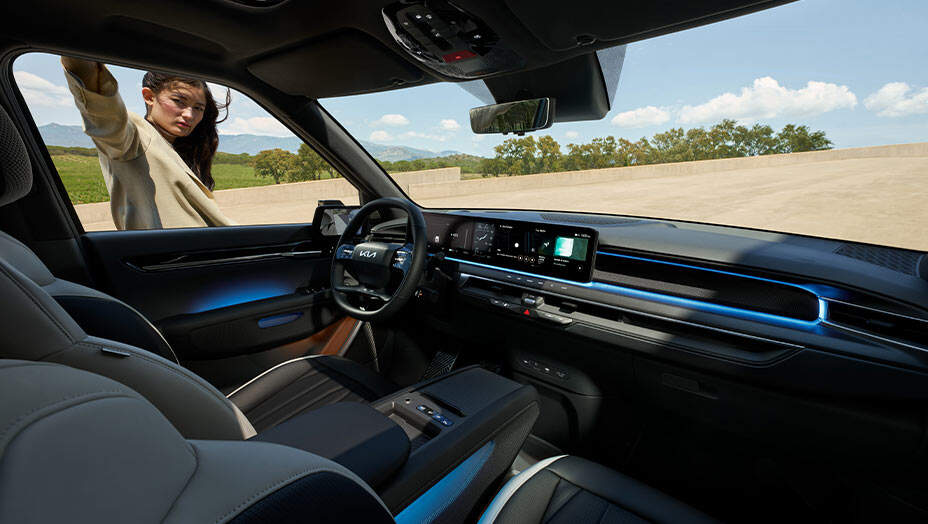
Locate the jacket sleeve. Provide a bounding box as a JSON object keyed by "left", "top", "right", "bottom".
{"left": 63, "top": 66, "right": 145, "bottom": 162}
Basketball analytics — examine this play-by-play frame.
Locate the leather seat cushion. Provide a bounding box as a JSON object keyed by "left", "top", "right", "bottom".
{"left": 482, "top": 455, "right": 717, "bottom": 524}
{"left": 228, "top": 355, "right": 399, "bottom": 433}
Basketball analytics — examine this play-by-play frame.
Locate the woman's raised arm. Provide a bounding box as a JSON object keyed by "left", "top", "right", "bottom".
{"left": 60, "top": 57, "right": 102, "bottom": 93}
{"left": 61, "top": 58, "right": 142, "bottom": 161}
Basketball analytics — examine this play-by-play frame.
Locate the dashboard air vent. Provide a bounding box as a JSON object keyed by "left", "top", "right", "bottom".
{"left": 834, "top": 243, "right": 921, "bottom": 276}
{"left": 826, "top": 301, "right": 928, "bottom": 348}
{"left": 594, "top": 252, "right": 820, "bottom": 321}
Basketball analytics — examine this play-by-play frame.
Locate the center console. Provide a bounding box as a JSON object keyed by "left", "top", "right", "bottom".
{"left": 255, "top": 366, "right": 539, "bottom": 520}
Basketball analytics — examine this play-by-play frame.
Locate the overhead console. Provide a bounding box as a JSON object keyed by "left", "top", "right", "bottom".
{"left": 382, "top": 0, "right": 523, "bottom": 79}
{"left": 424, "top": 212, "right": 598, "bottom": 282}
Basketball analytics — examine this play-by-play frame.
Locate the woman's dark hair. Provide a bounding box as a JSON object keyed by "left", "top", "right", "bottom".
{"left": 142, "top": 71, "right": 230, "bottom": 190}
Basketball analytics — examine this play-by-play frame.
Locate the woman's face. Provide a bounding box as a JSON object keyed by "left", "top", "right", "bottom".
{"left": 142, "top": 83, "right": 207, "bottom": 142}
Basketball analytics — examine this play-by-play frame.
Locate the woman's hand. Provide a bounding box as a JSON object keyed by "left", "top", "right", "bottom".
{"left": 61, "top": 57, "right": 103, "bottom": 93}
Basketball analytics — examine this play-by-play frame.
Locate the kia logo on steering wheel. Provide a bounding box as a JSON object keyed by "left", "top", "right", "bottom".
{"left": 358, "top": 250, "right": 377, "bottom": 259}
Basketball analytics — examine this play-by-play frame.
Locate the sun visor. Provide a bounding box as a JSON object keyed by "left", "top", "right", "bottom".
{"left": 247, "top": 31, "right": 425, "bottom": 98}
{"left": 473, "top": 47, "right": 624, "bottom": 123}
{"left": 505, "top": 0, "right": 793, "bottom": 51}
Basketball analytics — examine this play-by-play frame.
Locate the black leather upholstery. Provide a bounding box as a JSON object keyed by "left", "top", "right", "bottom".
{"left": 229, "top": 355, "right": 399, "bottom": 433}
{"left": 254, "top": 401, "right": 410, "bottom": 488}
{"left": 482, "top": 456, "right": 718, "bottom": 524}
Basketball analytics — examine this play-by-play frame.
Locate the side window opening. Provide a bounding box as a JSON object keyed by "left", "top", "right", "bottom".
{"left": 12, "top": 52, "right": 358, "bottom": 231}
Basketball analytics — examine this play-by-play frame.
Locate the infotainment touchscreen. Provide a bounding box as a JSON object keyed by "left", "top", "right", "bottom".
{"left": 424, "top": 213, "right": 598, "bottom": 282}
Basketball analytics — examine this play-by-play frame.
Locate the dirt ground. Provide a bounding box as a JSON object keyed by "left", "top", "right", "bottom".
{"left": 78, "top": 155, "right": 928, "bottom": 252}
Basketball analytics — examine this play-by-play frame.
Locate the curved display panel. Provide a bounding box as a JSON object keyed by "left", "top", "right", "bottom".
{"left": 424, "top": 212, "right": 597, "bottom": 282}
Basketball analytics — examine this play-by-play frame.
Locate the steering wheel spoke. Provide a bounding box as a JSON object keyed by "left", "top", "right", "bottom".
{"left": 391, "top": 243, "right": 414, "bottom": 273}
{"left": 335, "top": 243, "right": 356, "bottom": 260}
{"left": 333, "top": 283, "right": 392, "bottom": 302}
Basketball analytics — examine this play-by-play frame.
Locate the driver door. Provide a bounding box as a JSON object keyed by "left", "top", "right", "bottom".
{"left": 81, "top": 223, "right": 355, "bottom": 391}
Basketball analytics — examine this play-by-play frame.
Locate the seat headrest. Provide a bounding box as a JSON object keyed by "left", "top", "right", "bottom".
{"left": 0, "top": 105, "right": 32, "bottom": 207}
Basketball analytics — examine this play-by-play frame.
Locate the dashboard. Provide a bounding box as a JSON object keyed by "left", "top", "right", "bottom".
{"left": 423, "top": 212, "right": 597, "bottom": 282}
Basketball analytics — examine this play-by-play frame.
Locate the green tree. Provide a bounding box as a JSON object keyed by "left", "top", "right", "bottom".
{"left": 536, "top": 135, "right": 562, "bottom": 172}
{"left": 253, "top": 148, "right": 299, "bottom": 184}
{"left": 292, "top": 143, "right": 329, "bottom": 181}
{"left": 495, "top": 136, "right": 538, "bottom": 175}
{"left": 776, "top": 124, "right": 833, "bottom": 153}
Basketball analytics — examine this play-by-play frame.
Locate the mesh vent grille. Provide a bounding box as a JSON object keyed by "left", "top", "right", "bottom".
{"left": 540, "top": 213, "right": 639, "bottom": 225}
{"left": 834, "top": 243, "right": 921, "bottom": 276}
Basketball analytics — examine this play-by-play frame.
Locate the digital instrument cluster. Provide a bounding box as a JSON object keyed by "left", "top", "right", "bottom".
{"left": 424, "top": 213, "right": 597, "bottom": 282}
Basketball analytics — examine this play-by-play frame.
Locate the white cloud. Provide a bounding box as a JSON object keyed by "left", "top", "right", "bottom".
{"left": 369, "top": 130, "right": 393, "bottom": 142}
{"left": 678, "top": 77, "right": 857, "bottom": 125}
{"left": 220, "top": 116, "right": 293, "bottom": 137}
{"left": 440, "top": 119, "right": 460, "bottom": 130}
{"left": 564, "top": 131, "right": 579, "bottom": 139}
{"left": 864, "top": 82, "right": 928, "bottom": 117}
{"left": 372, "top": 114, "right": 410, "bottom": 126}
{"left": 14, "top": 71, "right": 71, "bottom": 107}
{"left": 611, "top": 106, "right": 671, "bottom": 128}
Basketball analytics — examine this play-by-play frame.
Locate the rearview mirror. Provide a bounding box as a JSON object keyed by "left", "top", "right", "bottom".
{"left": 469, "top": 98, "right": 554, "bottom": 135}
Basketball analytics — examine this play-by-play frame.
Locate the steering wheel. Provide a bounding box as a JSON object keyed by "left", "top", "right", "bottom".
{"left": 330, "top": 197, "right": 428, "bottom": 320}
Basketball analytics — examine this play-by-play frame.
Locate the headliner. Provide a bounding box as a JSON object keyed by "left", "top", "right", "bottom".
{"left": 0, "top": 0, "right": 795, "bottom": 100}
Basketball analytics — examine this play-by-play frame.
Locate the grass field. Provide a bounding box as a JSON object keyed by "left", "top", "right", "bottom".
{"left": 52, "top": 155, "right": 280, "bottom": 204}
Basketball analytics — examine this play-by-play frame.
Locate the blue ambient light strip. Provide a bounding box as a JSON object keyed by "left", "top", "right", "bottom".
{"left": 448, "top": 255, "right": 829, "bottom": 330}
{"left": 189, "top": 281, "right": 293, "bottom": 313}
{"left": 394, "top": 442, "right": 495, "bottom": 524}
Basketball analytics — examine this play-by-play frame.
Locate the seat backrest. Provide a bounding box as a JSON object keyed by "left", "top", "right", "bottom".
{"left": 0, "top": 359, "right": 395, "bottom": 524}
{"left": 0, "top": 255, "right": 256, "bottom": 440}
{"left": 0, "top": 230, "right": 179, "bottom": 361}
{"left": 0, "top": 103, "right": 178, "bottom": 362}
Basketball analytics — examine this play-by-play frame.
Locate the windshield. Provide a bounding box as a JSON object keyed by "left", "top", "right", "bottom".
{"left": 321, "top": 0, "right": 927, "bottom": 252}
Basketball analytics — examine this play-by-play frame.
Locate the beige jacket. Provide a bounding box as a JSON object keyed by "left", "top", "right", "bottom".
{"left": 64, "top": 67, "right": 234, "bottom": 230}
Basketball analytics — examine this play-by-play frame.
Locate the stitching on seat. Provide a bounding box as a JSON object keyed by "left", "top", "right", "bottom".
{"left": 226, "top": 355, "right": 325, "bottom": 400}
{"left": 0, "top": 391, "right": 133, "bottom": 453}
{"left": 546, "top": 468, "right": 653, "bottom": 523}
{"left": 160, "top": 441, "right": 200, "bottom": 524}
{"left": 213, "top": 467, "right": 352, "bottom": 524}
{"left": 72, "top": 340, "right": 239, "bottom": 412}
{"left": 541, "top": 480, "right": 583, "bottom": 524}
{"left": 248, "top": 374, "right": 361, "bottom": 429}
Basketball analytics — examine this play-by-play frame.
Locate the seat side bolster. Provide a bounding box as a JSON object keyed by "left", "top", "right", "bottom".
{"left": 47, "top": 336, "right": 256, "bottom": 440}
{"left": 169, "top": 440, "right": 393, "bottom": 524}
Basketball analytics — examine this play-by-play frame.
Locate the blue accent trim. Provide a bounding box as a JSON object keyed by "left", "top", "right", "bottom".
{"left": 257, "top": 312, "right": 303, "bottom": 328}
{"left": 394, "top": 442, "right": 495, "bottom": 524}
{"left": 449, "top": 255, "right": 829, "bottom": 330}
{"left": 189, "top": 282, "right": 293, "bottom": 313}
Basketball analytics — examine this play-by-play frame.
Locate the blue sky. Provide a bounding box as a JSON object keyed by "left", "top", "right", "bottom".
{"left": 12, "top": 0, "right": 928, "bottom": 157}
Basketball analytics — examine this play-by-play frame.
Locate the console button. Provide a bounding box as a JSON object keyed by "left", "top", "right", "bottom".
{"left": 439, "top": 418, "right": 453, "bottom": 427}
{"left": 555, "top": 369, "right": 569, "bottom": 380}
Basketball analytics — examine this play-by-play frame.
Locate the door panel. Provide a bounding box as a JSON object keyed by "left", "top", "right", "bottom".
{"left": 80, "top": 224, "right": 342, "bottom": 377}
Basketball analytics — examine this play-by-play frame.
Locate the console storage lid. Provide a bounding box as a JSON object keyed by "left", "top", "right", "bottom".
{"left": 253, "top": 401, "right": 410, "bottom": 488}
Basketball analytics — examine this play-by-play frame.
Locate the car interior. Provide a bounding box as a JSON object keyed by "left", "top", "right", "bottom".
{"left": 1, "top": 0, "right": 928, "bottom": 523}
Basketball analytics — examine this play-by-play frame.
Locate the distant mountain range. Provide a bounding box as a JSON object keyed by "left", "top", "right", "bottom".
{"left": 37, "top": 123, "right": 462, "bottom": 162}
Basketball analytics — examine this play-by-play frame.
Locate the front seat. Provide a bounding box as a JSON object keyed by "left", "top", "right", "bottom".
{"left": 0, "top": 104, "right": 397, "bottom": 434}
{"left": 0, "top": 359, "right": 718, "bottom": 523}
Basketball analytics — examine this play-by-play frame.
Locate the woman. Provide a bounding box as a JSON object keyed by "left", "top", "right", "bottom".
{"left": 62, "top": 57, "right": 234, "bottom": 229}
